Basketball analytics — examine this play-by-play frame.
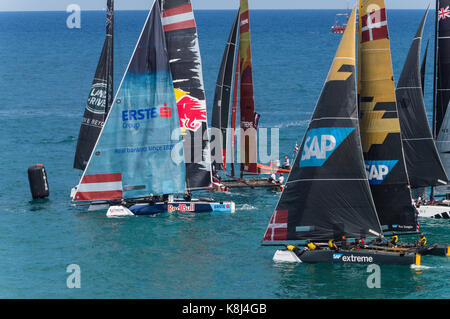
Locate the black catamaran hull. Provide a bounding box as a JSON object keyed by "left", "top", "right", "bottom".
{"left": 274, "top": 249, "right": 418, "bottom": 265}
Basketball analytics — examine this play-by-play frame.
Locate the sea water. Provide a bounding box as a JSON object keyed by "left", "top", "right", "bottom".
{"left": 0, "top": 9, "right": 448, "bottom": 299}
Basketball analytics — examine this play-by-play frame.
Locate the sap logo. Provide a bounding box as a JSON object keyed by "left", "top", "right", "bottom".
{"left": 333, "top": 253, "right": 343, "bottom": 260}
{"left": 300, "top": 127, "right": 354, "bottom": 167}
{"left": 365, "top": 160, "right": 398, "bottom": 185}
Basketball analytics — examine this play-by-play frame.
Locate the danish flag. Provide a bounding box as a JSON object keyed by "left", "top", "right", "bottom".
{"left": 162, "top": 3, "right": 196, "bottom": 32}
{"left": 361, "top": 8, "right": 388, "bottom": 43}
{"left": 263, "top": 210, "right": 288, "bottom": 241}
{"left": 74, "top": 173, "right": 123, "bottom": 201}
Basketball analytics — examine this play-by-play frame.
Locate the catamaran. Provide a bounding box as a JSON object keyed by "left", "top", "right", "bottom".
{"left": 262, "top": 1, "right": 449, "bottom": 265}
{"left": 209, "top": 0, "right": 292, "bottom": 192}
{"left": 71, "top": 0, "right": 234, "bottom": 216}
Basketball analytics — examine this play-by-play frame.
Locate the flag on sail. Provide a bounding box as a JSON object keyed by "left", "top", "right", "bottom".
{"left": 358, "top": 0, "right": 416, "bottom": 232}
{"left": 161, "top": 0, "right": 212, "bottom": 190}
{"left": 263, "top": 6, "right": 381, "bottom": 244}
{"left": 73, "top": 0, "right": 114, "bottom": 171}
{"left": 396, "top": 8, "right": 448, "bottom": 189}
{"left": 73, "top": 0, "right": 186, "bottom": 202}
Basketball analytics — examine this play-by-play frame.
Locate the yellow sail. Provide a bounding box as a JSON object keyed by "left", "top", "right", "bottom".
{"left": 358, "top": 0, "right": 417, "bottom": 232}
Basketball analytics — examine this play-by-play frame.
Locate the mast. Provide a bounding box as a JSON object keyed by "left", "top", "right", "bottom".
{"left": 262, "top": 6, "right": 382, "bottom": 244}
{"left": 396, "top": 8, "right": 448, "bottom": 189}
{"left": 358, "top": 0, "right": 416, "bottom": 232}
{"left": 211, "top": 10, "right": 240, "bottom": 171}
{"left": 73, "top": 0, "right": 186, "bottom": 202}
{"left": 239, "top": 0, "right": 258, "bottom": 175}
{"left": 73, "top": 0, "right": 114, "bottom": 171}
{"left": 161, "top": 0, "right": 212, "bottom": 190}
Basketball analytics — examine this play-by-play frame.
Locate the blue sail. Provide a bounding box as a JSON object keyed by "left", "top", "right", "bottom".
{"left": 73, "top": 1, "right": 185, "bottom": 202}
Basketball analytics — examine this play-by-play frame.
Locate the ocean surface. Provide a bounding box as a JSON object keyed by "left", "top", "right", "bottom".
{"left": 0, "top": 9, "right": 449, "bottom": 299}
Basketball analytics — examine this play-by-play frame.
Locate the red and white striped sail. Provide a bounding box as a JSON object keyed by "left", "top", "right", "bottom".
{"left": 74, "top": 173, "right": 123, "bottom": 201}
{"left": 162, "top": 3, "right": 196, "bottom": 32}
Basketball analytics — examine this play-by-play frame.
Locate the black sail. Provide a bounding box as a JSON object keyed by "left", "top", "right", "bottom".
{"left": 262, "top": 7, "right": 382, "bottom": 244}
{"left": 396, "top": 9, "right": 448, "bottom": 188}
{"left": 74, "top": 0, "right": 114, "bottom": 170}
{"left": 211, "top": 11, "right": 240, "bottom": 170}
{"left": 421, "top": 38, "right": 429, "bottom": 96}
{"left": 161, "top": 0, "right": 212, "bottom": 190}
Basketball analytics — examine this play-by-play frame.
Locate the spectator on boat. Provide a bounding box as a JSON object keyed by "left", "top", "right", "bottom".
{"left": 282, "top": 156, "right": 291, "bottom": 169}
{"left": 277, "top": 173, "right": 285, "bottom": 185}
{"left": 417, "top": 233, "right": 427, "bottom": 247}
{"left": 328, "top": 239, "right": 338, "bottom": 250}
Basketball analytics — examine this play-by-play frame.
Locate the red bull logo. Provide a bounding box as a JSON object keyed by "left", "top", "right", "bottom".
{"left": 168, "top": 204, "right": 195, "bottom": 213}
{"left": 174, "top": 88, "right": 207, "bottom": 132}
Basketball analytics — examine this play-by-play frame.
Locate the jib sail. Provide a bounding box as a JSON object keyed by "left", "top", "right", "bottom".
{"left": 74, "top": 0, "right": 114, "bottom": 171}
{"left": 358, "top": 0, "right": 417, "bottom": 232}
{"left": 211, "top": 11, "right": 240, "bottom": 171}
{"left": 262, "top": 6, "right": 382, "bottom": 244}
{"left": 73, "top": 0, "right": 185, "bottom": 202}
{"left": 161, "top": 0, "right": 212, "bottom": 190}
{"left": 396, "top": 8, "right": 448, "bottom": 189}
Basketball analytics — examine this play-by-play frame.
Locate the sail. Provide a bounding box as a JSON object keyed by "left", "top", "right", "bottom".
{"left": 211, "top": 10, "right": 240, "bottom": 171}
{"left": 262, "top": 7, "right": 382, "bottom": 244}
{"left": 73, "top": 0, "right": 114, "bottom": 170}
{"left": 239, "top": 0, "right": 258, "bottom": 174}
{"left": 434, "top": 0, "right": 450, "bottom": 195}
{"left": 73, "top": 1, "right": 186, "bottom": 202}
{"left": 396, "top": 8, "right": 448, "bottom": 189}
{"left": 358, "top": 0, "right": 416, "bottom": 232}
{"left": 161, "top": 0, "right": 212, "bottom": 190}
{"left": 421, "top": 38, "right": 429, "bottom": 96}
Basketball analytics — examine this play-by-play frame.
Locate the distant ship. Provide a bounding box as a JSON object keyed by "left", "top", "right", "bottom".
{"left": 331, "top": 12, "right": 349, "bottom": 34}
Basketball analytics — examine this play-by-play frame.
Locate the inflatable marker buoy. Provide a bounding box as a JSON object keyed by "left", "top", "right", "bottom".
{"left": 28, "top": 164, "right": 49, "bottom": 199}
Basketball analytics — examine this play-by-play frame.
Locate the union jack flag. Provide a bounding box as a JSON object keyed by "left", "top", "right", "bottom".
{"left": 439, "top": 6, "right": 450, "bottom": 21}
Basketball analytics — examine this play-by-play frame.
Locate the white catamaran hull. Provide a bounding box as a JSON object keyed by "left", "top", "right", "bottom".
{"left": 418, "top": 205, "right": 450, "bottom": 218}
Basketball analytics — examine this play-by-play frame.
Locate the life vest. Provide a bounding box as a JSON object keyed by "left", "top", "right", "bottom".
{"left": 418, "top": 236, "right": 427, "bottom": 246}
{"left": 391, "top": 235, "right": 398, "bottom": 244}
{"left": 307, "top": 242, "right": 317, "bottom": 250}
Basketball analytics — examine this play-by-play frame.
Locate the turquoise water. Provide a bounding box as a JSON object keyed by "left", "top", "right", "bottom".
{"left": 0, "top": 9, "right": 448, "bottom": 299}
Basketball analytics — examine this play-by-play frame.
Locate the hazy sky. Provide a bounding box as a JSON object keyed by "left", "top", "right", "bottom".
{"left": 0, "top": 0, "right": 435, "bottom": 11}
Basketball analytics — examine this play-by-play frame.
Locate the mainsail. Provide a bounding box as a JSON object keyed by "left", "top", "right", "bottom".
{"left": 211, "top": 11, "right": 240, "bottom": 171}
{"left": 160, "top": 0, "right": 212, "bottom": 190}
{"left": 421, "top": 38, "right": 429, "bottom": 96}
{"left": 239, "top": 0, "right": 259, "bottom": 174}
{"left": 434, "top": 0, "right": 450, "bottom": 195}
{"left": 358, "top": 0, "right": 416, "bottom": 232}
{"left": 396, "top": 8, "right": 448, "bottom": 189}
{"left": 73, "top": 1, "right": 186, "bottom": 202}
{"left": 262, "top": 6, "right": 382, "bottom": 244}
{"left": 73, "top": 0, "right": 114, "bottom": 170}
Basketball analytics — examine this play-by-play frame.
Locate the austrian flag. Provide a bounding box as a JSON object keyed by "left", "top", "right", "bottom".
{"left": 162, "top": 3, "right": 196, "bottom": 32}
{"left": 361, "top": 8, "right": 388, "bottom": 43}
{"left": 75, "top": 173, "right": 123, "bottom": 201}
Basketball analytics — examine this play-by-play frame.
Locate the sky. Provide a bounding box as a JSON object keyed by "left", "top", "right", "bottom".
{"left": 0, "top": 0, "right": 435, "bottom": 12}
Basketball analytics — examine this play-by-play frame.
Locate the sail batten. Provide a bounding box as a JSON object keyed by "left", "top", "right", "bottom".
{"left": 358, "top": 0, "right": 416, "bottom": 232}
{"left": 262, "top": 6, "right": 381, "bottom": 244}
{"left": 396, "top": 8, "right": 448, "bottom": 189}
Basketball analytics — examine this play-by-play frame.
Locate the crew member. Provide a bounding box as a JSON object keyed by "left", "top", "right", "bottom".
{"left": 306, "top": 240, "right": 319, "bottom": 250}
{"left": 389, "top": 233, "right": 399, "bottom": 247}
{"left": 268, "top": 173, "right": 277, "bottom": 184}
{"left": 417, "top": 233, "right": 427, "bottom": 247}
{"left": 277, "top": 173, "right": 285, "bottom": 185}
{"left": 328, "top": 239, "right": 338, "bottom": 250}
